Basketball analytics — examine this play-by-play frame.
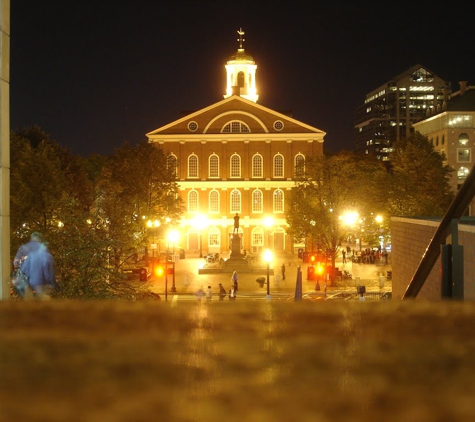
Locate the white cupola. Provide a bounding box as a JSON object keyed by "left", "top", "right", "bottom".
{"left": 223, "top": 28, "right": 258, "bottom": 103}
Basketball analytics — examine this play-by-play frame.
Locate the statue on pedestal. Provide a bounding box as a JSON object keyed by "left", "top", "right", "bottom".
{"left": 233, "top": 213, "right": 240, "bottom": 234}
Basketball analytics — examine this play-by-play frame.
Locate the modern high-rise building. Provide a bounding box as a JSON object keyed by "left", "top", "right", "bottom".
{"left": 413, "top": 81, "right": 475, "bottom": 216}
{"left": 354, "top": 64, "right": 450, "bottom": 160}
{"left": 146, "top": 29, "right": 325, "bottom": 257}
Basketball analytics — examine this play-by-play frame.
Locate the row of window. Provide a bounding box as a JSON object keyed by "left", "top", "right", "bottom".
{"left": 168, "top": 153, "right": 305, "bottom": 178}
{"left": 188, "top": 188, "right": 285, "bottom": 213}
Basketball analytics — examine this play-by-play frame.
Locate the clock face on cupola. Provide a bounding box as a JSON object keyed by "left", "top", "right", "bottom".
{"left": 223, "top": 28, "right": 259, "bottom": 103}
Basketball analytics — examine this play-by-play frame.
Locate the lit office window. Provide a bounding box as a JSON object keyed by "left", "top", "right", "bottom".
{"left": 458, "top": 149, "right": 471, "bottom": 162}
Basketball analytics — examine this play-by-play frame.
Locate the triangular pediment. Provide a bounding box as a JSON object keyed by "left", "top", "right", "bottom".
{"left": 146, "top": 95, "right": 325, "bottom": 137}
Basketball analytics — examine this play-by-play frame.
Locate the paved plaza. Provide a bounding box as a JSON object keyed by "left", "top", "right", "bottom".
{"left": 147, "top": 252, "right": 392, "bottom": 300}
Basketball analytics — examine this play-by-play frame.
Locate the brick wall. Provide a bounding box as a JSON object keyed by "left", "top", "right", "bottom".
{"left": 391, "top": 217, "right": 475, "bottom": 300}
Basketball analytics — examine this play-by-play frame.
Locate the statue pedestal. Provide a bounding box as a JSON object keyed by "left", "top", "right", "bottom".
{"left": 226, "top": 233, "right": 248, "bottom": 269}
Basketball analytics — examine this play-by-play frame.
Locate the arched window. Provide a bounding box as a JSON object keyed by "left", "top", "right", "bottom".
{"left": 188, "top": 190, "right": 199, "bottom": 213}
{"left": 209, "top": 190, "right": 219, "bottom": 213}
{"left": 209, "top": 154, "right": 219, "bottom": 178}
{"left": 230, "top": 154, "right": 241, "bottom": 178}
{"left": 252, "top": 153, "right": 263, "bottom": 178}
{"left": 230, "top": 189, "right": 241, "bottom": 213}
{"left": 294, "top": 154, "right": 305, "bottom": 177}
{"left": 221, "top": 121, "right": 250, "bottom": 133}
{"left": 237, "top": 71, "right": 244, "bottom": 87}
{"left": 273, "top": 189, "right": 284, "bottom": 212}
{"left": 252, "top": 189, "right": 263, "bottom": 213}
{"left": 167, "top": 154, "right": 178, "bottom": 178}
{"left": 188, "top": 154, "right": 198, "bottom": 178}
{"left": 274, "top": 154, "right": 284, "bottom": 177}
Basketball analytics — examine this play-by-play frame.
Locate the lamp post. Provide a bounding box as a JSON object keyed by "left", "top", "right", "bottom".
{"left": 263, "top": 249, "right": 273, "bottom": 300}
{"left": 263, "top": 216, "right": 274, "bottom": 250}
{"left": 146, "top": 219, "right": 160, "bottom": 276}
{"left": 194, "top": 215, "right": 209, "bottom": 258}
{"left": 168, "top": 229, "right": 179, "bottom": 293}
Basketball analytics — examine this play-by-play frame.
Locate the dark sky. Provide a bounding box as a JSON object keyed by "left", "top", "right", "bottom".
{"left": 10, "top": 0, "right": 475, "bottom": 157}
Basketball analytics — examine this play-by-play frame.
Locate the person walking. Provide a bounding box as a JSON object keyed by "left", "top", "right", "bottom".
{"left": 281, "top": 263, "right": 286, "bottom": 280}
{"left": 13, "top": 232, "right": 44, "bottom": 268}
{"left": 19, "top": 239, "right": 58, "bottom": 299}
{"left": 218, "top": 283, "right": 227, "bottom": 301}
{"left": 232, "top": 270, "right": 238, "bottom": 291}
{"left": 196, "top": 286, "right": 205, "bottom": 301}
{"left": 205, "top": 285, "right": 213, "bottom": 301}
{"left": 229, "top": 285, "right": 236, "bottom": 300}
{"left": 342, "top": 250, "right": 346, "bottom": 264}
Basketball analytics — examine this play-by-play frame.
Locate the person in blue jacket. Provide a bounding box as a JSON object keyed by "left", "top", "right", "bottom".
{"left": 15, "top": 233, "right": 58, "bottom": 299}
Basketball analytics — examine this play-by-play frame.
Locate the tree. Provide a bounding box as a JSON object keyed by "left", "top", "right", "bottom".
{"left": 95, "top": 140, "right": 184, "bottom": 271}
{"left": 287, "top": 151, "right": 386, "bottom": 283}
{"left": 10, "top": 129, "right": 183, "bottom": 299}
{"left": 386, "top": 132, "right": 454, "bottom": 217}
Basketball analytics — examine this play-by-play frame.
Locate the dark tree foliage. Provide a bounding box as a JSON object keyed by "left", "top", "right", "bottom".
{"left": 287, "top": 151, "right": 386, "bottom": 282}
{"left": 387, "top": 132, "right": 454, "bottom": 217}
{"left": 10, "top": 129, "right": 183, "bottom": 299}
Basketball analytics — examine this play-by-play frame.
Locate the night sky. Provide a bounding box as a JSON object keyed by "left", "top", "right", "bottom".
{"left": 10, "top": 0, "right": 475, "bottom": 157}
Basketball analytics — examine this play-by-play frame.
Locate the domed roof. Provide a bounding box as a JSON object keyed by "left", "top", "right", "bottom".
{"left": 227, "top": 48, "right": 254, "bottom": 62}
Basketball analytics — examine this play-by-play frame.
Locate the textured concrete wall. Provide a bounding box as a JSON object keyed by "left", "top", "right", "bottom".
{"left": 392, "top": 217, "right": 475, "bottom": 300}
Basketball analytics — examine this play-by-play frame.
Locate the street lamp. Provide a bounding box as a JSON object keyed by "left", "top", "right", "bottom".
{"left": 263, "top": 249, "right": 273, "bottom": 299}
{"left": 194, "top": 215, "right": 209, "bottom": 258}
{"left": 168, "top": 229, "right": 179, "bottom": 293}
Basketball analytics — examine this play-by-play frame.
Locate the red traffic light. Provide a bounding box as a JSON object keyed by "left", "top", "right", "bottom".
{"left": 316, "top": 263, "right": 324, "bottom": 275}
{"left": 155, "top": 266, "right": 165, "bottom": 277}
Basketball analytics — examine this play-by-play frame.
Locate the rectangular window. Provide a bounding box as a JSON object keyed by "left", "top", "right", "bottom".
{"left": 457, "top": 148, "right": 471, "bottom": 162}
{"left": 209, "top": 233, "right": 220, "bottom": 246}
{"left": 252, "top": 232, "right": 263, "bottom": 247}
